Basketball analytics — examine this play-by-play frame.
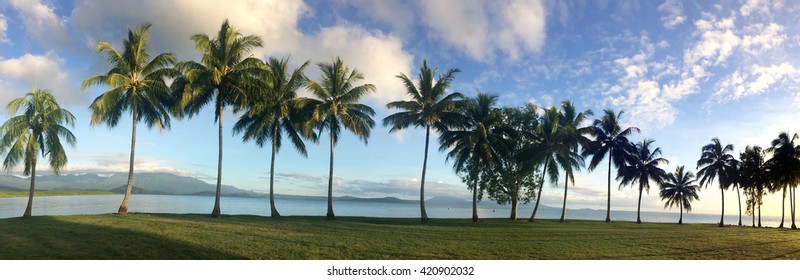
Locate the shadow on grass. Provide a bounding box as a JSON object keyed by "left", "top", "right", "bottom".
{"left": 0, "top": 215, "right": 245, "bottom": 259}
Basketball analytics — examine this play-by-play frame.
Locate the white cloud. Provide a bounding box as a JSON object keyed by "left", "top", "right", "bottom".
{"left": 8, "top": 0, "right": 70, "bottom": 47}
{"left": 420, "top": 0, "right": 546, "bottom": 61}
{"left": 0, "top": 52, "right": 79, "bottom": 106}
{"left": 714, "top": 62, "right": 799, "bottom": 101}
{"left": 0, "top": 13, "right": 9, "bottom": 43}
{"left": 347, "top": 0, "right": 415, "bottom": 35}
{"left": 739, "top": 0, "right": 781, "bottom": 16}
{"left": 684, "top": 15, "right": 741, "bottom": 66}
{"left": 742, "top": 23, "right": 786, "bottom": 54}
{"left": 657, "top": 0, "right": 686, "bottom": 29}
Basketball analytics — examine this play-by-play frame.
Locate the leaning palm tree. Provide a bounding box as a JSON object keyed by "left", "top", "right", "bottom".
{"left": 81, "top": 23, "right": 177, "bottom": 215}
{"left": 583, "top": 109, "right": 639, "bottom": 222}
{"left": 520, "top": 105, "right": 581, "bottom": 222}
{"left": 383, "top": 60, "right": 463, "bottom": 223}
{"left": 0, "top": 89, "right": 76, "bottom": 218}
{"left": 617, "top": 139, "right": 669, "bottom": 223}
{"left": 233, "top": 57, "right": 317, "bottom": 217}
{"left": 556, "top": 101, "right": 591, "bottom": 223}
{"left": 438, "top": 93, "right": 512, "bottom": 222}
{"left": 766, "top": 132, "right": 800, "bottom": 229}
{"left": 175, "top": 19, "right": 265, "bottom": 218}
{"left": 307, "top": 57, "right": 376, "bottom": 219}
{"left": 696, "top": 138, "right": 737, "bottom": 227}
{"left": 659, "top": 166, "right": 700, "bottom": 224}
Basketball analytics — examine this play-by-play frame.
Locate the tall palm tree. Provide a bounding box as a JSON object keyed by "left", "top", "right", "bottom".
{"left": 307, "top": 57, "right": 376, "bottom": 219}
{"left": 0, "top": 89, "right": 76, "bottom": 218}
{"left": 520, "top": 105, "right": 582, "bottom": 222}
{"left": 583, "top": 109, "right": 639, "bottom": 222}
{"left": 175, "top": 19, "right": 265, "bottom": 218}
{"left": 439, "top": 93, "right": 512, "bottom": 222}
{"left": 766, "top": 132, "right": 800, "bottom": 229}
{"left": 383, "top": 60, "right": 463, "bottom": 223}
{"left": 659, "top": 166, "right": 700, "bottom": 224}
{"left": 233, "top": 57, "right": 316, "bottom": 217}
{"left": 696, "top": 138, "right": 737, "bottom": 227}
{"left": 556, "top": 101, "right": 591, "bottom": 223}
{"left": 739, "top": 145, "right": 769, "bottom": 227}
{"left": 81, "top": 23, "right": 177, "bottom": 215}
{"left": 617, "top": 139, "right": 669, "bottom": 223}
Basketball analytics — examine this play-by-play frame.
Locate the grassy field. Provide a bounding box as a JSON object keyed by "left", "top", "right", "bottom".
{"left": 0, "top": 190, "right": 114, "bottom": 198}
{"left": 0, "top": 214, "right": 799, "bottom": 259}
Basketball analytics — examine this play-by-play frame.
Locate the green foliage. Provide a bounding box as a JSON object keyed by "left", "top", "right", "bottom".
{"left": 659, "top": 165, "right": 701, "bottom": 212}
{"left": 739, "top": 146, "right": 768, "bottom": 216}
{"left": 484, "top": 105, "right": 542, "bottom": 206}
{"left": 0, "top": 89, "right": 76, "bottom": 175}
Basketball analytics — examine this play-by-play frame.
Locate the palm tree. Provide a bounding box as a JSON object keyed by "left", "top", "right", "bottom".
{"left": 307, "top": 57, "right": 376, "bottom": 219}
{"left": 555, "top": 101, "right": 591, "bottom": 223}
{"left": 81, "top": 23, "right": 177, "bottom": 216}
{"left": 583, "top": 109, "right": 639, "bottom": 222}
{"left": 659, "top": 166, "right": 700, "bottom": 224}
{"left": 233, "top": 57, "right": 316, "bottom": 217}
{"left": 696, "top": 138, "right": 737, "bottom": 227}
{"left": 520, "top": 105, "right": 582, "bottom": 222}
{"left": 739, "top": 145, "right": 769, "bottom": 227}
{"left": 766, "top": 132, "right": 800, "bottom": 229}
{"left": 0, "top": 89, "right": 76, "bottom": 218}
{"left": 383, "top": 60, "right": 463, "bottom": 223}
{"left": 439, "top": 93, "right": 512, "bottom": 222}
{"left": 175, "top": 19, "right": 265, "bottom": 218}
{"left": 617, "top": 139, "right": 668, "bottom": 223}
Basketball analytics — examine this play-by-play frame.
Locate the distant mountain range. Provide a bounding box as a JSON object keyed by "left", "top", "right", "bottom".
{"left": 0, "top": 172, "right": 261, "bottom": 197}
{"left": 0, "top": 172, "right": 471, "bottom": 204}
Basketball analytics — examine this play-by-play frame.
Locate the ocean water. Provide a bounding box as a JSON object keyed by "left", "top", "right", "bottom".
{"left": 0, "top": 194, "right": 787, "bottom": 227}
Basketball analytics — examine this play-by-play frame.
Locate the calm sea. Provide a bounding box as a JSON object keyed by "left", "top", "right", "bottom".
{"left": 0, "top": 194, "right": 787, "bottom": 227}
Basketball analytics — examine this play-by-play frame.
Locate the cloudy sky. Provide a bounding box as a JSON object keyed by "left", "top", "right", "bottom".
{"left": 1, "top": 0, "right": 799, "bottom": 217}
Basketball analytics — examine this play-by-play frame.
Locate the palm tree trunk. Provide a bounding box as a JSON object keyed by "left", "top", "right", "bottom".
{"left": 605, "top": 152, "right": 612, "bottom": 222}
{"left": 419, "top": 126, "right": 430, "bottom": 223}
{"left": 758, "top": 202, "right": 762, "bottom": 228}
{"left": 736, "top": 184, "right": 742, "bottom": 226}
{"left": 678, "top": 200, "right": 683, "bottom": 224}
{"left": 118, "top": 105, "right": 137, "bottom": 216}
{"left": 789, "top": 187, "right": 797, "bottom": 229}
{"left": 269, "top": 124, "right": 280, "bottom": 218}
{"left": 560, "top": 176, "right": 568, "bottom": 223}
{"left": 780, "top": 187, "right": 785, "bottom": 228}
{"left": 22, "top": 144, "right": 37, "bottom": 218}
{"left": 751, "top": 200, "right": 755, "bottom": 228}
{"left": 211, "top": 100, "right": 223, "bottom": 218}
{"left": 636, "top": 185, "right": 643, "bottom": 224}
{"left": 718, "top": 187, "right": 725, "bottom": 227}
{"left": 472, "top": 171, "right": 479, "bottom": 223}
{"left": 529, "top": 161, "right": 548, "bottom": 222}
{"left": 326, "top": 132, "right": 335, "bottom": 219}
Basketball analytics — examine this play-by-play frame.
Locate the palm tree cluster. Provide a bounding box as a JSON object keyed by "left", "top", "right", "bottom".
{"left": 3, "top": 20, "right": 799, "bottom": 228}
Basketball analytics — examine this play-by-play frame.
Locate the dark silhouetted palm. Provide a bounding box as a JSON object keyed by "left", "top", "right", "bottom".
{"left": 175, "top": 19, "right": 265, "bottom": 218}
{"left": 233, "top": 57, "right": 316, "bottom": 217}
{"left": 307, "top": 57, "right": 376, "bottom": 219}
{"left": 81, "top": 23, "right": 177, "bottom": 215}
{"left": 0, "top": 89, "right": 76, "bottom": 218}
{"left": 383, "top": 60, "right": 463, "bottom": 223}
{"left": 659, "top": 166, "right": 700, "bottom": 224}
{"left": 766, "top": 132, "right": 800, "bottom": 229}
{"left": 617, "top": 139, "right": 668, "bottom": 223}
{"left": 556, "top": 101, "right": 591, "bottom": 223}
{"left": 696, "top": 138, "right": 737, "bottom": 227}
{"left": 739, "top": 145, "right": 769, "bottom": 227}
{"left": 583, "top": 109, "right": 639, "bottom": 222}
{"left": 439, "top": 93, "right": 511, "bottom": 222}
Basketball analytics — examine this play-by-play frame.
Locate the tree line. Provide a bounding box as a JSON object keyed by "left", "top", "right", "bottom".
{"left": 1, "top": 21, "right": 798, "bottom": 229}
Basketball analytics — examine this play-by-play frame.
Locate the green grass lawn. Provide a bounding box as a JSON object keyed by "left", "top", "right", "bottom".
{"left": 0, "top": 190, "right": 114, "bottom": 198}
{"left": 0, "top": 214, "right": 798, "bottom": 259}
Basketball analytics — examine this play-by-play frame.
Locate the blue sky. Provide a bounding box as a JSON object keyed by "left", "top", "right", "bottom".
{"left": 0, "top": 0, "right": 799, "bottom": 217}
